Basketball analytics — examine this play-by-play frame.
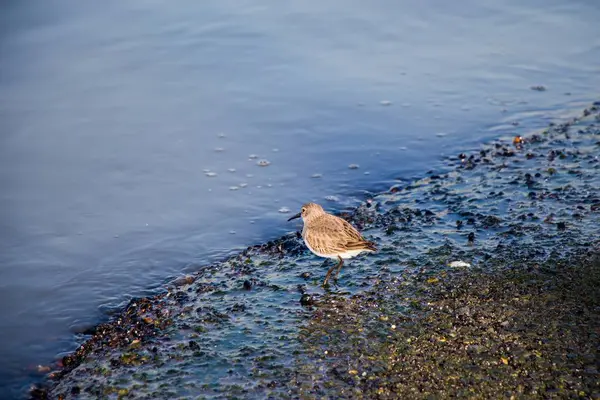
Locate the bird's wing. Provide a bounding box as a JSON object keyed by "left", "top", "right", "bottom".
{"left": 305, "top": 215, "right": 374, "bottom": 254}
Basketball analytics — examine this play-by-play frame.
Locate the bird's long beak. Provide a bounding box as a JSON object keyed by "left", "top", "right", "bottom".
{"left": 287, "top": 212, "right": 301, "bottom": 222}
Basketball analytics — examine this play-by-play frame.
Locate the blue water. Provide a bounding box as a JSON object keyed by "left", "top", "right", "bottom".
{"left": 0, "top": 0, "right": 598, "bottom": 397}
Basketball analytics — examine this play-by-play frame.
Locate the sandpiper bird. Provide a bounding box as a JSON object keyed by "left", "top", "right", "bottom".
{"left": 288, "top": 202, "right": 376, "bottom": 287}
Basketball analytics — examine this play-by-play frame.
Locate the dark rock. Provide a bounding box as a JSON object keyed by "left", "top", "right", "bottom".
{"left": 468, "top": 232, "right": 475, "bottom": 243}
{"left": 299, "top": 272, "right": 311, "bottom": 280}
{"left": 243, "top": 280, "right": 252, "bottom": 291}
{"left": 300, "top": 294, "right": 315, "bottom": 306}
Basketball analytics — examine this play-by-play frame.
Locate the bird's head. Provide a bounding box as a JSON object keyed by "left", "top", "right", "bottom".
{"left": 287, "top": 202, "right": 325, "bottom": 223}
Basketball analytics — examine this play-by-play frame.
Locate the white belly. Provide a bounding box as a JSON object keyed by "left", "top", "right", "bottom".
{"left": 304, "top": 239, "right": 370, "bottom": 259}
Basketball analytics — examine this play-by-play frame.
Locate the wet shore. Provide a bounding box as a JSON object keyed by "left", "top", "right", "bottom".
{"left": 34, "top": 102, "right": 600, "bottom": 399}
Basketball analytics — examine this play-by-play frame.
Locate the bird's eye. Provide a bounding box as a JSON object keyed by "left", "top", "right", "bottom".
{"left": 301, "top": 207, "right": 306, "bottom": 213}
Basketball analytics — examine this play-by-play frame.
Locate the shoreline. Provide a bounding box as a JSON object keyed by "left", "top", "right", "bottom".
{"left": 33, "top": 101, "right": 600, "bottom": 399}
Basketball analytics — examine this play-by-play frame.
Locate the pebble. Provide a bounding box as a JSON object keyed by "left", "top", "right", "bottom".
{"left": 257, "top": 159, "right": 271, "bottom": 167}
{"left": 348, "top": 164, "right": 360, "bottom": 170}
{"left": 278, "top": 207, "right": 290, "bottom": 214}
{"left": 468, "top": 232, "right": 475, "bottom": 242}
{"left": 324, "top": 195, "right": 339, "bottom": 202}
{"left": 311, "top": 173, "right": 322, "bottom": 179}
{"left": 248, "top": 154, "right": 259, "bottom": 159}
{"left": 449, "top": 261, "right": 471, "bottom": 268}
{"left": 205, "top": 172, "right": 217, "bottom": 177}
{"left": 300, "top": 294, "right": 315, "bottom": 306}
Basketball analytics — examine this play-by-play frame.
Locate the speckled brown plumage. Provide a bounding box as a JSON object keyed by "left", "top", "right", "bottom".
{"left": 288, "top": 202, "right": 376, "bottom": 286}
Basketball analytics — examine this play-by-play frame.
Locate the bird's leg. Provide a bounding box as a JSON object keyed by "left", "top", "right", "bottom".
{"left": 323, "top": 259, "right": 339, "bottom": 288}
{"left": 333, "top": 256, "right": 344, "bottom": 281}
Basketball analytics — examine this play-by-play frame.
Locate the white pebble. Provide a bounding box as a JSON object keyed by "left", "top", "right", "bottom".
{"left": 214, "top": 147, "right": 225, "bottom": 152}
{"left": 248, "top": 154, "right": 259, "bottom": 159}
{"left": 278, "top": 207, "right": 290, "bottom": 214}
{"left": 228, "top": 168, "right": 236, "bottom": 173}
{"left": 239, "top": 183, "right": 248, "bottom": 188}
{"left": 205, "top": 172, "right": 217, "bottom": 177}
{"left": 348, "top": 164, "right": 359, "bottom": 170}
{"left": 257, "top": 159, "right": 271, "bottom": 167}
{"left": 449, "top": 260, "right": 471, "bottom": 268}
{"left": 229, "top": 186, "right": 239, "bottom": 191}
{"left": 325, "top": 195, "right": 339, "bottom": 202}
{"left": 380, "top": 100, "right": 392, "bottom": 106}
{"left": 311, "top": 173, "right": 322, "bottom": 179}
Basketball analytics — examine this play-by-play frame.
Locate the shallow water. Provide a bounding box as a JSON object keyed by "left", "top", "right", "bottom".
{"left": 0, "top": 0, "right": 599, "bottom": 397}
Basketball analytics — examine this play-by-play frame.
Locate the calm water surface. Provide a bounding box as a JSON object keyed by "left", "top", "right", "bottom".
{"left": 0, "top": 0, "right": 598, "bottom": 396}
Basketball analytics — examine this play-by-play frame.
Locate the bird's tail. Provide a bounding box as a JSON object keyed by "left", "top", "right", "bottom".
{"left": 347, "top": 240, "right": 377, "bottom": 252}
{"left": 364, "top": 241, "right": 377, "bottom": 252}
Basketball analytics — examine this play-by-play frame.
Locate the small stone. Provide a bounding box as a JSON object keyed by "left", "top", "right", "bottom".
{"left": 173, "top": 276, "right": 196, "bottom": 287}
{"left": 257, "top": 159, "right": 271, "bottom": 167}
{"left": 311, "top": 173, "right": 322, "bottom": 178}
{"left": 278, "top": 207, "right": 290, "bottom": 214}
{"left": 205, "top": 172, "right": 217, "bottom": 177}
{"left": 243, "top": 280, "right": 252, "bottom": 290}
{"left": 468, "top": 232, "right": 475, "bottom": 242}
{"left": 449, "top": 260, "right": 471, "bottom": 268}
{"left": 324, "top": 195, "right": 339, "bottom": 202}
{"left": 227, "top": 168, "right": 236, "bottom": 173}
{"left": 298, "top": 272, "right": 312, "bottom": 281}
{"left": 214, "top": 147, "right": 225, "bottom": 152}
{"left": 380, "top": 100, "right": 392, "bottom": 106}
{"left": 248, "top": 154, "right": 259, "bottom": 159}
{"left": 530, "top": 85, "right": 547, "bottom": 91}
{"left": 229, "top": 186, "right": 240, "bottom": 191}
{"left": 300, "top": 294, "right": 315, "bottom": 306}
{"left": 348, "top": 164, "right": 360, "bottom": 170}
